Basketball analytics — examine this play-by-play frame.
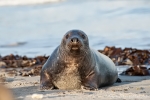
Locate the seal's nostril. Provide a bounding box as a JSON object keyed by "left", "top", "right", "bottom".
{"left": 71, "top": 38, "right": 79, "bottom": 43}
{"left": 76, "top": 38, "right": 79, "bottom": 42}
{"left": 71, "top": 38, "right": 73, "bottom": 42}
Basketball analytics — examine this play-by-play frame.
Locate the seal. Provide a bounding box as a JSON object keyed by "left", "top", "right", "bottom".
{"left": 40, "top": 30, "right": 118, "bottom": 90}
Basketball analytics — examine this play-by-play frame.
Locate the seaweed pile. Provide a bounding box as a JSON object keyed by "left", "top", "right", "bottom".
{"left": 99, "top": 46, "right": 150, "bottom": 76}
{"left": 0, "top": 54, "right": 48, "bottom": 76}
{"left": 0, "top": 46, "right": 150, "bottom": 76}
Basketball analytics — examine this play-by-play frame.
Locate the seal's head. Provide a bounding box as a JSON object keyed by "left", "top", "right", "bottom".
{"left": 61, "top": 30, "right": 89, "bottom": 56}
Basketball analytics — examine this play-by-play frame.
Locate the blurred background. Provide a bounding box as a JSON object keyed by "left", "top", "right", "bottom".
{"left": 0, "top": 0, "right": 150, "bottom": 57}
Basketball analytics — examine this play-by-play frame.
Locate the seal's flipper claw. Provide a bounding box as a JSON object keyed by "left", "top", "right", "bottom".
{"left": 40, "top": 84, "right": 54, "bottom": 90}
{"left": 82, "top": 86, "right": 98, "bottom": 91}
{"left": 116, "top": 78, "right": 122, "bottom": 83}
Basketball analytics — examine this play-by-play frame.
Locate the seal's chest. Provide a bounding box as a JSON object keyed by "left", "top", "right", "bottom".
{"left": 53, "top": 64, "right": 81, "bottom": 90}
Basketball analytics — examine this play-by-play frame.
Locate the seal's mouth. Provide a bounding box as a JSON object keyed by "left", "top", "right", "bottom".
{"left": 68, "top": 44, "right": 81, "bottom": 55}
{"left": 71, "top": 45, "right": 80, "bottom": 50}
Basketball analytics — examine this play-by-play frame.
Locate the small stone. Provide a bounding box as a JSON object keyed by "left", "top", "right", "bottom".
{"left": 31, "top": 94, "right": 44, "bottom": 99}
{"left": 124, "top": 89, "right": 128, "bottom": 91}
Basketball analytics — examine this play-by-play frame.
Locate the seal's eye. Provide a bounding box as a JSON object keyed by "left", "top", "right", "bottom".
{"left": 66, "top": 34, "right": 69, "bottom": 39}
{"left": 81, "top": 34, "right": 85, "bottom": 39}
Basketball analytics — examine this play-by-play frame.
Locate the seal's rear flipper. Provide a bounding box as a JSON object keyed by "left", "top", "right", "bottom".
{"left": 116, "top": 78, "right": 121, "bottom": 83}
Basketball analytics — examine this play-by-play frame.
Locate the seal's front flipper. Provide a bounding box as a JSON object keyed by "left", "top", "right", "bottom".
{"left": 116, "top": 78, "right": 122, "bottom": 83}
{"left": 82, "top": 85, "right": 98, "bottom": 91}
{"left": 82, "top": 71, "right": 98, "bottom": 90}
{"left": 40, "top": 71, "right": 54, "bottom": 90}
{"left": 40, "top": 82, "right": 54, "bottom": 90}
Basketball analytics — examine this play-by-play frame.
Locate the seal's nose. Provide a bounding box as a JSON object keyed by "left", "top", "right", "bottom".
{"left": 71, "top": 37, "right": 79, "bottom": 43}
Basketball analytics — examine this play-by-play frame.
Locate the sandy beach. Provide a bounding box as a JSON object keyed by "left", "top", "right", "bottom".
{"left": 0, "top": 0, "right": 150, "bottom": 99}
{"left": 0, "top": 74, "right": 149, "bottom": 100}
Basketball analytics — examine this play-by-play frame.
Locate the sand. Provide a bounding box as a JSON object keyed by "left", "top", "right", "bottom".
{"left": 1, "top": 74, "right": 149, "bottom": 100}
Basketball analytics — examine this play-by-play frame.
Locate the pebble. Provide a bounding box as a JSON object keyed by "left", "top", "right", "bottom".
{"left": 31, "top": 94, "right": 44, "bottom": 99}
